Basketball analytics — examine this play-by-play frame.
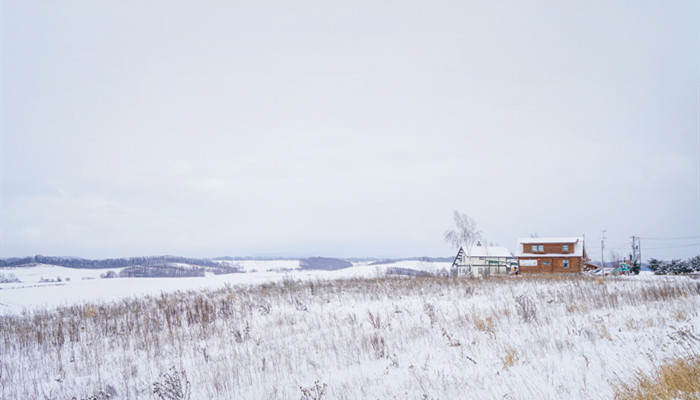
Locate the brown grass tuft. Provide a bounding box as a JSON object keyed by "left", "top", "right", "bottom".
{"left": 614, "top": 356, "right": 700, "bottom": 400}
{"left": 501, "top": 346, "right": 519, "bottom": 370}
{"left": 473, "top": 316, "right": 494, "bottom": 333}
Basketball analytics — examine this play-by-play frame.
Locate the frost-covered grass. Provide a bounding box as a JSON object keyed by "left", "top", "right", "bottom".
{"left": 1, "top": 274, "right": 698, "bottom": 399}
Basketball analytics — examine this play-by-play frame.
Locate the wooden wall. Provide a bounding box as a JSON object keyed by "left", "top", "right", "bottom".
{"left": 518, "top": 257, "right": 581, "bottom": 273}
{"left": 522, "top": 242, "right": 575, "bottom": 255}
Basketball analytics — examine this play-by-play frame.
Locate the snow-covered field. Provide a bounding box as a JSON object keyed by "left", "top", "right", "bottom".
{"left": 1, "top": 263, "right": 698, "bottom": 399}
{"left": 0, "top": 260, "right": 450, "bottom": 314}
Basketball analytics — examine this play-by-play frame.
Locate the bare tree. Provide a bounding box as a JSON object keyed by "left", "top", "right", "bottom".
{"left": 444, "top": 211, "right": 482, "bottom": 275}
{"left": 609, "top": 251, "right": 622, "bottom": 270}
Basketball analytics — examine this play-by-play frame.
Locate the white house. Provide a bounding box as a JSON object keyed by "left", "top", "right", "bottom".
{"left": 451, "top": 243, "right": 514, "bottom": 277}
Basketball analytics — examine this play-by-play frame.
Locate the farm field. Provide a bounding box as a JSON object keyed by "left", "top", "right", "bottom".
{"left": 0, "top": 260, "right": 450, "bottom": 313}
{"left": 1, "top": 264, "right": 698, "bottom": 399}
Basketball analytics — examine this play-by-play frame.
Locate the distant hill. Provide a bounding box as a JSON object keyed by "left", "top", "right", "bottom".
{"left": 0, "top": 255, "right": 221, "bottom": 269}
{"left": 1, "top": 254, "right": 454, "bottom": 271}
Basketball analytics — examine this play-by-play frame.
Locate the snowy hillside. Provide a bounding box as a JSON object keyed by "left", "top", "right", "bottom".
{"left": 0, "top": 260, "right": 450, "bottom": 314}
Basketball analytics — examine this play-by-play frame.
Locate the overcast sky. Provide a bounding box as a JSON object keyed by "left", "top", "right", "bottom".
{"left": 2, "top": 1, "right": 698, "bottom": 261}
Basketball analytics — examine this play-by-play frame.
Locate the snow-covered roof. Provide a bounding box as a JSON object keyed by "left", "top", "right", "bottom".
{"left": 515, "top": 237, "right": 585, "bottom": 258}
{"left": 459, "top": 245, "right": 512, "bottom": 258}
{"left": 518, "top": 237, "right": 582, "bottom": 244}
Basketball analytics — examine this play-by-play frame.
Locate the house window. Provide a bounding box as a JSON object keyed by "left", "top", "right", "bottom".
{"left": 531, "top": 245, "right": 537, "bottom": 252}
{"left": 543, "top": 261, "right": 550, "bottom": 266}
{"left": 562, "top": 244, "right": 569, "bottom": 252}
{"left": 563, "top": 260, "right": 570, "bottom": 268}
{"left": 538, "top": 245, "right": 544, "bottom": 252}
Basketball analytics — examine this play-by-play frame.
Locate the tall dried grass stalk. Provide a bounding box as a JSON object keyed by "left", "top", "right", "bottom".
{"left": 614, "top": 355, "right": 700, "bottom": 400}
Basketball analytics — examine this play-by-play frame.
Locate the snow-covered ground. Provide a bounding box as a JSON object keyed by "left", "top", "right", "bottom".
{"left": 1, "top": 264, "right": 698, "bottom": 399}
{"left": 0, "top": 260, "right": 449, "bottom": 314}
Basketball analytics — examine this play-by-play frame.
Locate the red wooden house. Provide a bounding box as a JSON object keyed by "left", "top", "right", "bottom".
{"left": 515, "top": 237, "right": 588, "bottom": 273}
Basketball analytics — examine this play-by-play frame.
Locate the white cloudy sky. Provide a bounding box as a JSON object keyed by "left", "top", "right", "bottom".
{"left": 2, "top": 1, "right": 698, "bottom": 261}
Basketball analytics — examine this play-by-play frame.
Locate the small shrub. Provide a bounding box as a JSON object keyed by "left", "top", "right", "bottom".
{"left": 153, "top": 367, "right": 191, "bottom": 400}
{"left": 300, "top": 380, "right": 327, "bottom": 400}
{"left": 514, "top": 294, "right": 537, "bottom": 323}
{"left": 72, "top": 385, "right": 118, "bottom": 400}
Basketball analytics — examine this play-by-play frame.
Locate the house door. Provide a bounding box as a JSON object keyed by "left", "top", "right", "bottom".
{"left": 542, "top": 258, "right": 553, "bottom": 273}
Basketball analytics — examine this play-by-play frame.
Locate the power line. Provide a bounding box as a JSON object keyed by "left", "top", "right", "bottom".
{"left": 589, "top": 240, "right": 699, "bottom": 252}
{"left": 643, "top": 243, "right": 700, "bottom": 250}
{"left": 588, "top": 244, "right": 631, "bottom": 250}
{"left": 588, "top": 236, "right": 699, "bottom": 253}
{"left": 639, "top": 236, "right": 700, "bottom": 241}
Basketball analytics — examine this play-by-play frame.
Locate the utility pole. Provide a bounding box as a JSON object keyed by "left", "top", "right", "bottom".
{"left": 638, "top": 237, "right": 641, "bottom": 269}
{"left": 601, "top": 230, "right": 606, "bottom": 279}
{"left": 631, "top": 236, "right": 641, "bottom": 273}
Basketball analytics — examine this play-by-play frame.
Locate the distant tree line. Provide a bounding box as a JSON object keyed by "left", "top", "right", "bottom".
{"left": 119, "top": 265, "right": 206, "bottom": 278}
{"left": 209, "top": 265, "right": 244, "bottom": 275}
{"left": 0, "top": 255, "right": 221, "bottom": 269}
{"left": 369, "top": 259, "right": 399, "bottom": 266}
{"left": 648, "top": 256, "right": 700, "bottom": 275}
{"left": 98, "top": 263, "right": 240, "bottom": 279}
{"left": 299, "top": 257, "right": 352, "bottom": 271}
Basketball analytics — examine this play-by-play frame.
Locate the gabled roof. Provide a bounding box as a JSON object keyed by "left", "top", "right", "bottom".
{"left": 458, "top": 245, "right": 512, "bottom": 258}
{"left": 515, "top": 236, "right": 585, "bottom": 258}
{"left": 518, "top": 237, "right": 581, "bottom": 244}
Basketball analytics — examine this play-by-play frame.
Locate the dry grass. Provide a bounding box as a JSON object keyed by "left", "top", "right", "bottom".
{"left": 472, "top": 316, "right": 494, "bottom": 333}
{"left": 595, "top": 321, "right": 613, "bottom": 341}
{"left": 624, "top": 318, "right": 655, "bottom": 331}
{"left": 614, "top": 356, "right": 700, "bottom": 400}
{"left": 0, "top": 274, "right": 698, "bottom": 399}
{"left": 501, "top": 346, "right": 519, "bottom": 370}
